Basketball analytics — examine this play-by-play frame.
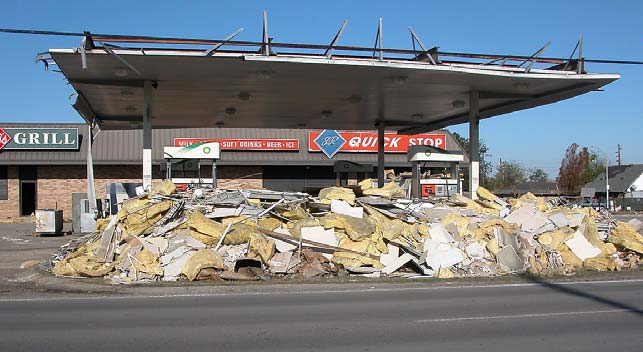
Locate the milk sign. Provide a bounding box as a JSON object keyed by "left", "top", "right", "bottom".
{"left": 0, "top": 127, "right": 80, "bottom": 150}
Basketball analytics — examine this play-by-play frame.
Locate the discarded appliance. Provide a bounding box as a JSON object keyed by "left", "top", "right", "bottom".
{"left": 35, "top": 209, "right": 63, "bottom": 235}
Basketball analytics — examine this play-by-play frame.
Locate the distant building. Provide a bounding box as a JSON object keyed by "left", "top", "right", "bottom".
{"left": 584, "top": 164, "right": 643, "bottom": 211}
{"left": 493, "top": 181, "right": 560, "bottom": 197}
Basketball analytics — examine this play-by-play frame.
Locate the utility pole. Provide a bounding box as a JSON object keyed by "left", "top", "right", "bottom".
{"left": 591, "top": 146, "right": 610, "bottom": 212}
{"left": 616, "top": 144, "right": 622, "bottom": 166}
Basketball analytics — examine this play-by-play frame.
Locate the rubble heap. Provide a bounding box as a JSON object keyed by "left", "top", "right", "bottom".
{"left": 50, "top": 180, "right": 643, "bottom": 283}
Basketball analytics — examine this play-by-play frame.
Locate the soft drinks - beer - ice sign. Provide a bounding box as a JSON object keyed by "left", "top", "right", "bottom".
{"left": 308, "top": 130, "right": 446, "bottom": 154}
{"left": 0, "top": 127, "right": 79, "bottom": 150}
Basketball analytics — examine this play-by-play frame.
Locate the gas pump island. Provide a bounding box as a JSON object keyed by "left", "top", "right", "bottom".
{"left": 407, "top": 145, "right": 465, "bottom": 199}
{"left": 164, "top": 142, "right": 221, "bottom": 188}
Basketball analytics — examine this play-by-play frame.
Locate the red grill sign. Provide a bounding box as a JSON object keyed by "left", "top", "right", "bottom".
{"left": 308, "top": 131, "right": 446, "bottom": 153}
{"left": 0, "top": 129, "right": 10, "bottom": 149}
{"left": 174, "top": 138, "right": 299, "bottom": 151}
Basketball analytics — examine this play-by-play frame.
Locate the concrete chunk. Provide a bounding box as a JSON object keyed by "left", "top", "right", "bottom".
{"left": 496, "top": 246, "right": 523, "bottom": 272}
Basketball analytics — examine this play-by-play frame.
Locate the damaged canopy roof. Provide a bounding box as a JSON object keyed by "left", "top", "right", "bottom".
{"left": 42, "top": 30, "right": 619, "bottom": 132}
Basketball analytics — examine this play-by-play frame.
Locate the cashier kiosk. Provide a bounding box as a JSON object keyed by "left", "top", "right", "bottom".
{"left": 407, "top": 145, "right": 464, "bottom": 199}
{"left": 163, "top": 142, "right": 221, "bottom": 188}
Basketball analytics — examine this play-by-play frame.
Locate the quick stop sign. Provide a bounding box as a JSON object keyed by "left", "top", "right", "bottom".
{"left": 308, "top": 131, "right": 446, "bottom": 153}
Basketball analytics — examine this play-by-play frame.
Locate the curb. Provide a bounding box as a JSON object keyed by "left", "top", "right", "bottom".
{"left": 0, "top": 218, "right": 34, "bottom": 224}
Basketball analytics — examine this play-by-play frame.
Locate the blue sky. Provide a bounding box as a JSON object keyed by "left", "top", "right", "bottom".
{"left": 1, "top": 0, "right": 641, "bottom": 177}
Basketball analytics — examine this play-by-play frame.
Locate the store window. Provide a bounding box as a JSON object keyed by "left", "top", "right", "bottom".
{"left": 170, "top": 160, "right": 199, "bottom": 179}
{"left": 0, "top": 166, "right": 7, "bottom": 200}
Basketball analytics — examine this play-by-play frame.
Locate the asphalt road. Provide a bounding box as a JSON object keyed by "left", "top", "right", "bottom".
{"left": 1, "top": 279, "right": 642, "bottom": 352}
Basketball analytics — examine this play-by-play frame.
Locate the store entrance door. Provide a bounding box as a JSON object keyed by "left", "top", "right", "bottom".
{"left": 20, "top": 182, "right": 36, "bottom": 216}
{"left": 19, "top": 166, "right": 37, "bottom": 216}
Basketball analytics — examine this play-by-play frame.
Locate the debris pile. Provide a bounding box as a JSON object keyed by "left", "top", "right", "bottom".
{"left": 50, "top": 180, "right": 642, "bottom": 283}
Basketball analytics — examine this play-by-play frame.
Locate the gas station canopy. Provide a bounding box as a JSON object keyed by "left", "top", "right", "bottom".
{"left": 34, "top": 26, "right": 620, "bottom": 194}
{"left": 43, "top": 33, "right": 619, "bottom": 133}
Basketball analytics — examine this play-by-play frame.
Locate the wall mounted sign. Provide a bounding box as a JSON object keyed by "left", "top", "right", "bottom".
{"left": 174, "top": 138, "right": 299, "bottom": 151}
{"left": 313, "top": 130, "right": 346, "bottom": 158}
{"left": 308, "top": 131, "right": 446, "bottom": 155}
{"left": 0, "top": 127, "right": 79, "bottom": 150}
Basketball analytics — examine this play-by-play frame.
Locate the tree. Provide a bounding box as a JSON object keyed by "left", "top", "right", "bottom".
{"left": 488, "top": 161, "right": 527, "bottom": 189}
{"left": 528, "top": 168, "right": 549, "bottom": 182}
{"left": 557, "top": 143, "right": 605, "bottom": 194}
{"left": 451, "top": 132, "right": 492, "bottom": 189}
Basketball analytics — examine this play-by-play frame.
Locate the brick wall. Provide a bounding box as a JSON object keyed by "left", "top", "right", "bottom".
{"left": 37, "top": 165, "right": 164, "bottom": 219}
{"left": 0, "top": 166, "right": 20, "bottom": 219}
{"left": 217, "top": 166, "right": 263, "bottom": 189}
{"left": 0, "top": 164, "right": 264, "bottom": 220}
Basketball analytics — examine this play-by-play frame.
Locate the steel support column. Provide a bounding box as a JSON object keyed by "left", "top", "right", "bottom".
{"left": 212, "top": 161, "right": 217, "bottom": 188}
{"left": 143, "top": 80, "right": 153, "bottom": 191}
{"left": 411, "top": 161, "right": 420, "bottom": 198}
{"left": 469, "top": 90, "right": 480, "bottom": 199}
{"left": 377, "top": 124, "right": 385, "bottom": 187}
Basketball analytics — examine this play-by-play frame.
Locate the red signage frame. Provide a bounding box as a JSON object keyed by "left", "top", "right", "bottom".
{"left": 308, "top": 131, "right": 446, "bottom": 153}
{"left": 174, "top": 138, "right": 299, "bottom": 151}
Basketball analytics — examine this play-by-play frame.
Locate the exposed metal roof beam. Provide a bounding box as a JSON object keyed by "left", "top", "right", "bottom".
{"left": 408, "top": 26, "right": 436, "bottom": 65}
{"left": 203, "top": 27, "right": 244, "bottom": 57}
{"left": 518, "top": 41, "right": 551, "bottom": 72}
{"left": 323, "top": 19, "right": 348, "bottom": 58}
{"left": 101, "top": 43, "right": 142, "bottom": 75}
{"left": 261, "top": 10, "right": 269, "bottom": 56}
{"left": 372, "top": 17, "right": 383, "bottom": 61}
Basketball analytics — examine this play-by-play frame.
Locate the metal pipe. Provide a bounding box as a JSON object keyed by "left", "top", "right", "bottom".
{"left": 377, "top": 123, "right": 385, "bottom": 187}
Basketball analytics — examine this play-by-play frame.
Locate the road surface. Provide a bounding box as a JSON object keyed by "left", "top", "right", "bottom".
{"left": 1, "top": 279, "right": 642, "bottom": 351}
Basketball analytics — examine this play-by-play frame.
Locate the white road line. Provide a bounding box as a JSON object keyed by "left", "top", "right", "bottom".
{"left": 1, "top": 278, "right": 642, "bottom": 303}
{"left": 416, "top": 309, "right": 630, "bottom": 323}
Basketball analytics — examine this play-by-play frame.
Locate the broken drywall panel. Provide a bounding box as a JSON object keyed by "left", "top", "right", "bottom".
{"left": 379, "top": 243, "right": 400, "bottom": 267}
{"left": 331, "top": 199, "right": 364, "bottom": 218}
{"left": 301, "top": 226, "right": 339, "bottom": 260}
{"left": 268, "top": 251, "right": 293, "bottom": 273}
{"left": 565, "top": 231, "right": 602, "bottom": 261}
{"left": 549, "top": 212, "right": 571, "bottom": 228}
{"left": 273, "top": 227, "right": 298, "bottom": 253}
{"left": 428, "top": 223, "right": 454, "bottom": 243}
{"left": 424, "top": 239, "right": 464, "bottom": 270}
{"left": 382, "top": 253, "right": 415, "bottom": 275}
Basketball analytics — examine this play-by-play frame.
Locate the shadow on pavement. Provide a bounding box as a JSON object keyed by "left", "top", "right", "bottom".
{"left": 524, "top": 274, "right": 643, "bottom": 318}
